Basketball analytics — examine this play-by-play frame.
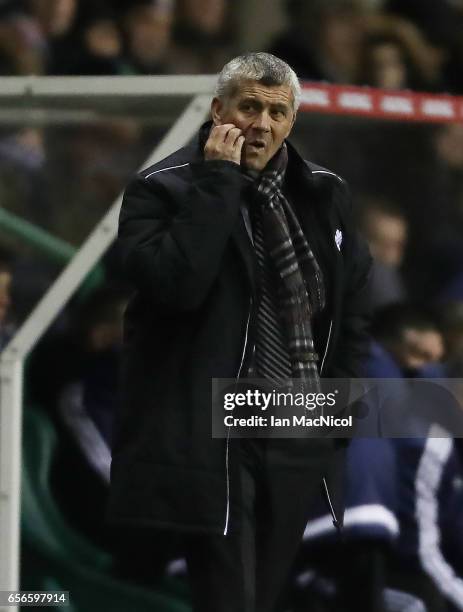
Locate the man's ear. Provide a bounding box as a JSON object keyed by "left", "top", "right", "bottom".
{"left": 211, "top": 97, "right": 224, "bottom": 126}
{"left": 283, "top": 111, "right": 296, "bottom": 140}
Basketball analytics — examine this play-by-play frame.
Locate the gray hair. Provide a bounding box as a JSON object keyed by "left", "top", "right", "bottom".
{"left": 215, "top": 52, "right": 301, "bottom": 112}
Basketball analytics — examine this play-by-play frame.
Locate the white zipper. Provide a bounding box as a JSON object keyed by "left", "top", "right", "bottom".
{"left": 223, "top": 298, "right": 252, "bottom": 536}
{"left": 224, "top": 432, "right": 231, "bottom": 535}
{"left": 322, "top": 476, "right": 339, "bottom": 527}
{"left": 320, "top": 319, "right": 333, "bottom": 375}
{"left": 320, "top": 320, "right": 339, "bottom": 528}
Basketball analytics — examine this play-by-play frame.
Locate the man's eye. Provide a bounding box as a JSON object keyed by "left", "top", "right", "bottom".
{"left": 272, "top": 110, "right": 285, "bottom": 118}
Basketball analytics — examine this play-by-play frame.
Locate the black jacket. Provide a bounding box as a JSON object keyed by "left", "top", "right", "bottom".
{"left": 107, "top": 125, "right": 372, "bottom": 535}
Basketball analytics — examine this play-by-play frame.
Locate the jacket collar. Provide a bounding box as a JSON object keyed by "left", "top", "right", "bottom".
{"left": 193, "top": 122, "right": 318, "bottom": 295}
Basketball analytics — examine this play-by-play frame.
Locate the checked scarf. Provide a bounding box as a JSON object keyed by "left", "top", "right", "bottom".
{"left": 255, "top": 143, "right": 325, "bottom": 388}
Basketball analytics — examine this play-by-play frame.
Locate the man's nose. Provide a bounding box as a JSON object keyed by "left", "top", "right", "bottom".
{"left": 252, "top": 111, "right": 271, "bottom": 131}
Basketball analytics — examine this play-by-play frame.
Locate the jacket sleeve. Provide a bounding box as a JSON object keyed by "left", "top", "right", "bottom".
{"left": 329, "top": 179, "right": 373, "bottom": 379}
{"left": 117, "top": 159, "right": 246, "bottom": 311}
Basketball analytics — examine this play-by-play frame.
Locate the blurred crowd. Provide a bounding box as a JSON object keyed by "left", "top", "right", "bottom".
{"left": 1, "top": 0, "right": 463, "bottom": 94}
{"left": 2, "top": 0, "right": 463, "bottom": 610}
{"left": 0, "top": 0, "right": 235, "bottom": 76}
{"left": 270, "top": 0, "right": 463, "bottom": 94}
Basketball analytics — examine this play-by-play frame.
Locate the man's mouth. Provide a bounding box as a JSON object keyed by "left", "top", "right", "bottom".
{"left": 246, "top": 140, "right": 266, "bottom": 151}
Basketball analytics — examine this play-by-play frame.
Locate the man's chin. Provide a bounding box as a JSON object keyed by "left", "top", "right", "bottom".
{"left": 242, "top": 154, "right": 266, "bottom": 172}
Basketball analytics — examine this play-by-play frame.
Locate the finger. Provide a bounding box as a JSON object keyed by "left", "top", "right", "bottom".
{"left": 224, "top": 127, "right": 243, "bottom": 147}
{"left": 236, "top": 135, "right": 245, "bottom": 155}
{"left": 211, "top": 124, "right": 240, "bottom": 142}
{"left": 218, "top": 123, "right": 240, "bottom": 132}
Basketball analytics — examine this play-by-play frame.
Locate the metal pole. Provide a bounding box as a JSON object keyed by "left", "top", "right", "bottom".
{"left": 0, "top": 75, "right": 217, "bottom": 99}
{"left": 0, "top": 91, "right": 211, "bottom": 609}
{"left": 0, "top": 358, "right": 23, "bottom": 612}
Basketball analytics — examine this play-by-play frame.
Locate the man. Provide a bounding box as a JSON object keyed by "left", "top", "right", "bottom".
{"left": 366, "top": 304, "right": 445, "bottom": 378}
{"left": 358, "top": 198, "right": 408, "bottom": 311}
{"left": 108, "top": 53, "right": 371, "bottom": 611}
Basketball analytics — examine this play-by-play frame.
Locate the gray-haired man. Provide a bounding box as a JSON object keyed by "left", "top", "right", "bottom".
{"left": 109, "top": 53, "right": 371, "bottom": 611}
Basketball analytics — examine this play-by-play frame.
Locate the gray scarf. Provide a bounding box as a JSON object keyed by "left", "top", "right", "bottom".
{"left": 256, "top": 143, "right": 325, "bottom": 382}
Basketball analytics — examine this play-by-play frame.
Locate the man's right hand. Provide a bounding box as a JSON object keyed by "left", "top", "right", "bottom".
{"left": 204, "top": 124, "right": 245, "bottom": 166}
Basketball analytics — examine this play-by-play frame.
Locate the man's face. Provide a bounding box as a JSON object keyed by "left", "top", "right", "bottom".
{"left": 126, "top": 5, "right": 173, "bottom": 64}
{"left": 366, "top": 210, "right": 407, "bottom": 267}
{"left": 397, "top": 328, "right": 444, "bottom": 371}
{"left": 211, "top": 80, "right": 296, "bottom": 171}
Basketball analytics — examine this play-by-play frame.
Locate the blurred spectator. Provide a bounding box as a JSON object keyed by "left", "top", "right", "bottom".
{"left": 360, "top": 199, "right": 407, "bottom": 269}
{"left": 57, "top": 285, "right": 128, "bottom": 475}
{"left": 364, "top": 305, "right": 457, "bottom": 442}
{"left": 0, "top": 127, "right": 45, "bottom": 173}
{"left": 170, "top": 0, "right": 235, "bottom": 74}
{"left": 385, "top": 0, "right": 463, "bottom": 46}
{"left": 30, "top": 0, "right": 124, "bottom": 76}
{"left": 405, "top": 123, "right": 463, "bottom": 301}
{"left": 357, "top": 31, "right": 430, "bottom": 90}
{"left": 27, "top": 285, "right": 128, "bottom": 548}
{"left": 358, "top": 198, "right": 408, "bottom": 311}
{"left": 0, "top": 1, "right": 45, "bottom": 75}
{"left": 385, "top": 0, "right": 463, "bottom": 94}
{"left": 27, "top": 285, "right": 126, "bottom": 422}
{"left": 46, "top": 119, "right": 142, "bottom": 244}
{"left": 30, "top": 0, "right": 78, "bottom": 74}
{"left": 360, "top": 12, "right": 445, "bottom": 91}
{"left": 296, "top": 300, "right": 463, "bottom": 612}
{"left": 0, "top": 247, "right": 15, "bottom": 350}
{"left": 297, "top": 428, "right": 463, "bottom": 612}
{"left": 0, "top": 124, "right": 67, "bottom": 325}
{"left": 0, "top": 127, "right": 50, "bottom": 227}
{"left": 294, "top": 437, "right": 428, "bottom": 612}
{"left": 366, "top": 304, "right": 445, "bottom": 378}
{"left": 63, "top": 2, "right": 124, "bottom": 75}
{"left": 436, "top": 124, "right": 463, "bottom": 174}
{"left": 389, "top": 429, "right": 463, "bottom": 612}
{"left": 27, "top": 283, "right": 181, "bottom": 583}
{"left": 31, "top": 0, "right": 77, "bottom": 37}
{"left": 268, "top": 0, "right": 365, "bottom": 83}
{"left": 121, "top": 0, "right": 175, "bottom": 75}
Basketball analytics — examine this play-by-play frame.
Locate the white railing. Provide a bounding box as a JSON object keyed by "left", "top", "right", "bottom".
{"left": 0, "top": 76, "right": 213, "bottom": 612}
